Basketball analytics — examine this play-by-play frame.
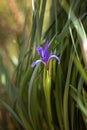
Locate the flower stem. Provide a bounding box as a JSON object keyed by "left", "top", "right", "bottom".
{"left": 43, "top": 63, "right": 54, "bottom": 130}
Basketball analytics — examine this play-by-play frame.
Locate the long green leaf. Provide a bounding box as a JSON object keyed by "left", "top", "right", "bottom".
{"left": 28, "top": 64, "right": 41, "bottom": 129}
{"left": 63, "top": 50, "right": 74, "bottom": 130}
{"left": 74, "top": 57, "right": 87, "bottom": 84}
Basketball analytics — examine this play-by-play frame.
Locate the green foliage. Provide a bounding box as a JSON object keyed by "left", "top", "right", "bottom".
{"left": 0, "top": 0, "right": 87, "bottom": 130}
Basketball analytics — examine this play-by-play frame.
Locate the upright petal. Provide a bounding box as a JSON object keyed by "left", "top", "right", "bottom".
{"left": 48, "top": 54, "right": 60, "bottom": 63}
{"left": 43, "top": 41, "right": 49, "bottom": 58}
{"left": 36, "top": 46, "right": 43, "bottom": 58}
{"left": 31, "top": 59, "right": 42, "bottom": 67}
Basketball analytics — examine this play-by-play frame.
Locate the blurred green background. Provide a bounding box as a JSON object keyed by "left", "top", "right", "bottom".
{"left": 0, "top": 0, "right": 87, "bottom": 130}
{"left": 0, "top": 0, "right": 32, "bottom": 129}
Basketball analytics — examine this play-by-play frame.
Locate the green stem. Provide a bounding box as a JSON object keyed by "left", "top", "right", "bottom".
{"left": 43, "top": 65, "right": 54, "bottom": 130}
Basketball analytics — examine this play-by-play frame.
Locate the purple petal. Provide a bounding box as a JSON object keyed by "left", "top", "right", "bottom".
{"left": 43, "top": 41, "right": 49, "bottom": 57}
{"left": 31, "top": 59, "right": 42, "bottom": 67}
{"left": 48, "top": 54, "right": 60, "bottom": 63}
{"left": 36, "top": 46, "right": 43, "bottom": 58}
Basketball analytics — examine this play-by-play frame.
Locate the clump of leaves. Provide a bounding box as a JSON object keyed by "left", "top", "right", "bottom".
{"left": 0, "top": 0, "right": 87, "bottom": 130}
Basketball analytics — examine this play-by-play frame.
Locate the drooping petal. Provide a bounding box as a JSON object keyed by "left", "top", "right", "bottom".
{"left": 48, "top": 54, "right": 60, "bottom": 63}
{"left": 31, "top": 59, "right": 42, "bottom": 67}
{"left": 36, "top": 46, "right": 43, "bottom": 58}
{"left": 43, "top": 41, "right": 49, "bottom": 58}
{"left": 48, "top": 52, "right": 53, "bottom": 58}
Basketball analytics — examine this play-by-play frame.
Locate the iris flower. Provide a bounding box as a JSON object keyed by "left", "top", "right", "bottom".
{"left": 31, "top": 42, "right": 60, "bottom": 69}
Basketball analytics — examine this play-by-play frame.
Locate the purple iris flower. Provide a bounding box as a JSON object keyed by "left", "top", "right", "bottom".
{"left": 31, "top": 41, "right": 60, "bottom": 69}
